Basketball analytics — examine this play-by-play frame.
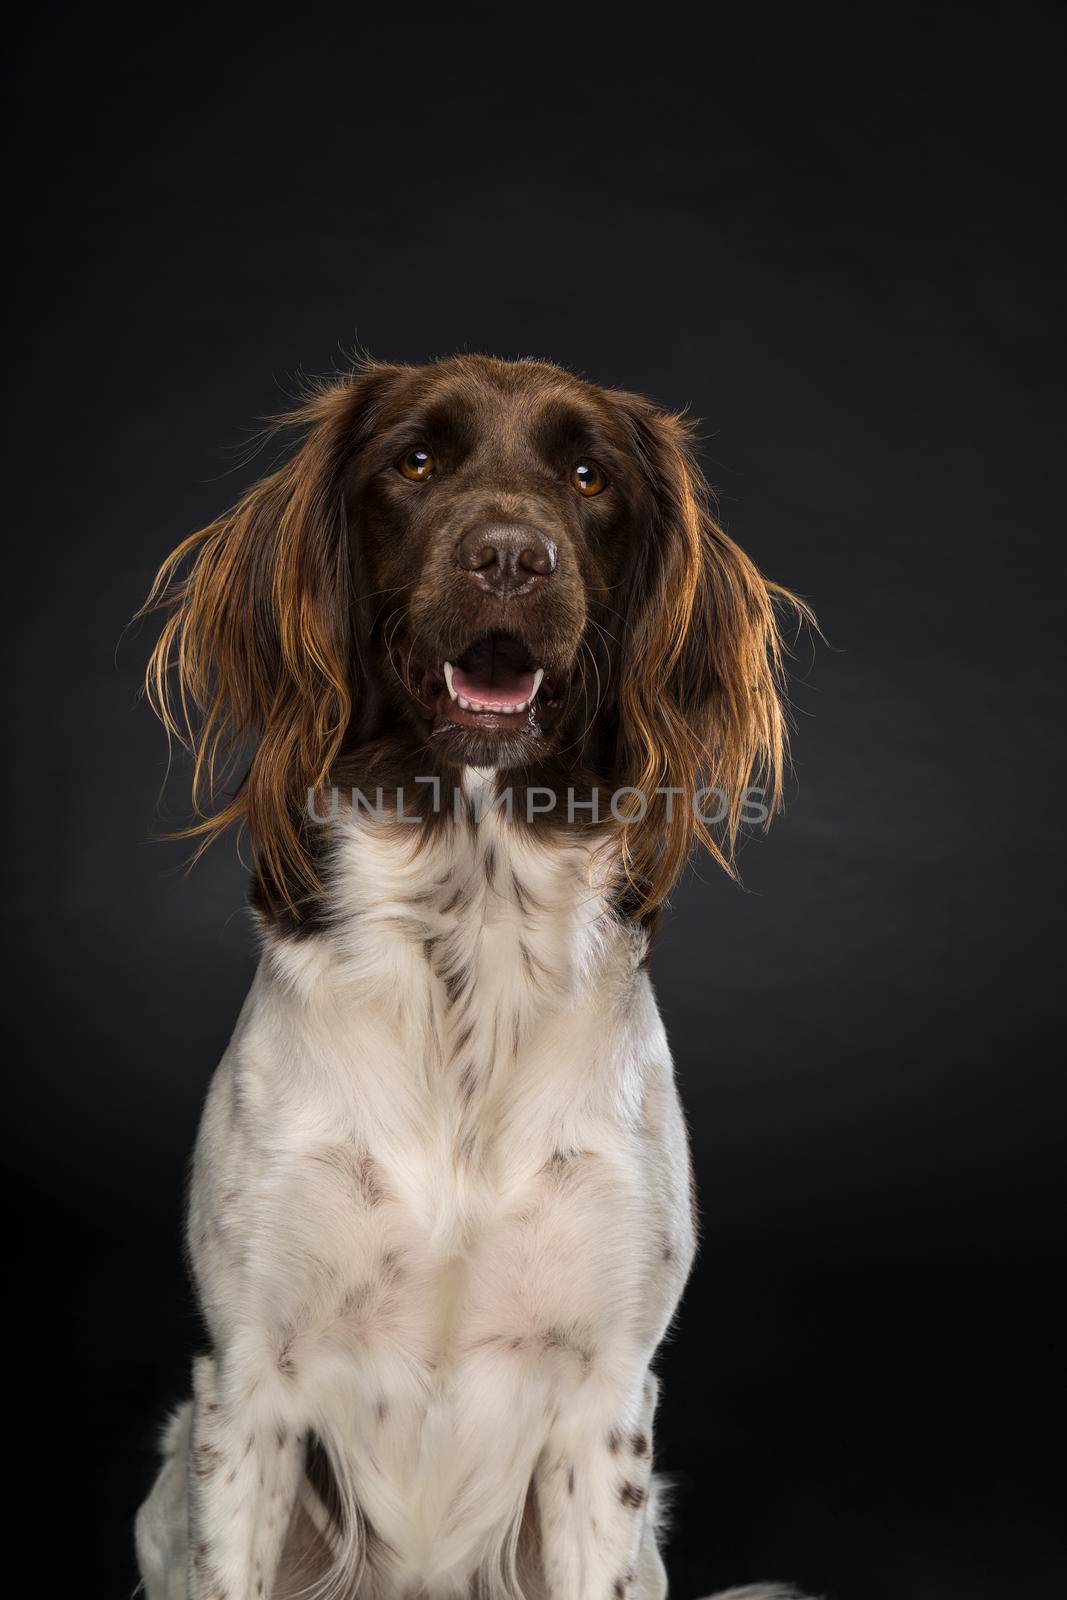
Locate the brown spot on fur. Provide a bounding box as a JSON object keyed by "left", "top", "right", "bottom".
{"left": 440, "top": 884, "right": 469, "bottom": 916}
{"left": 567, "top": 1465, "right": 575, "bottom": 1494}
{"left": 519, "top": 940, "right": 552, "bottom": 987}
{"left": 443, "top": 964, "right": 471, "bottom": 1008}
{"left": 276, "top": 1335, "right": 297, "bottom": 1379}
{"left": 632, "top": 1431, "right": 650, "bottom": 1456}
{"left": 607, "top": 1428, "right": 623, "bottom": 1454}
{"left": 192, "top": 1443, "right": 221, "bottom": 1477}
{"left": 543, "top": 1325, "right": 594, "bottom": 1366}
{"left": 619, "top": 1480, "right": 646, "bottom": 1508}
{"left": 309, "top": 1142, "right": 385, "bottom": 1207}
{"left": 340, "top": 1279, "right": 373, "bottom": 1319}
{"left": 380, "top": 1246, "right": 404, "bottom": 1283}
{"left": 355, "top": 1150, "right": 384, "bottom": 1206}
{"left": 543, "top": 1147, "right": 594, "bottom": 1180}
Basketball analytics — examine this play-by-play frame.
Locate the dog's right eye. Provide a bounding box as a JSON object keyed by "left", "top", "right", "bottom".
{"left": 397, "top": 447, "right": 435, "bottom": 482}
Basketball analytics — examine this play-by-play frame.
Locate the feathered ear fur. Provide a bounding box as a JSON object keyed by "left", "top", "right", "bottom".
{"left": 613, "top": 394, "right": 812, "bottom": 915}
{"left": 141, "top": 364, "right": 399, "bottom": 916}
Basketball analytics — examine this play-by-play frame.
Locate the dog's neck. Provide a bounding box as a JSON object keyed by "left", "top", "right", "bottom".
{"left": 262, "top": 777, "right": 644, "bottom": 1042}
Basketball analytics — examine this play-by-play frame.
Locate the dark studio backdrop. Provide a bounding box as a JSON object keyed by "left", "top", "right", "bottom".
{"left": 7, "top": 5, "right": 1065, "bottom": 1596}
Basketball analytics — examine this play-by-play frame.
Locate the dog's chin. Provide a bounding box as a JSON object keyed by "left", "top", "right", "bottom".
{"left": 430, "top": 714, "right": 549, "bottom": 771}
{"left": 398, "top": 631, "right": 572, "bottom": 771}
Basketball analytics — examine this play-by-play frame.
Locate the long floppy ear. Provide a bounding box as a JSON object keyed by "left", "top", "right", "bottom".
{"left": 613, "top": 394, "right": 812, "bottom": 915}
{"left": 141, "top": 362, "right": 399, "bottom": 915}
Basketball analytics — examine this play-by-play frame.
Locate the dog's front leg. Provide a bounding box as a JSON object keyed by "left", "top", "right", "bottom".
{"left": 536, "top": 1367, "right": 664, "bottom": 1600}
{"left": 186, "top": 1351, "right": 303, "bottom": 1600}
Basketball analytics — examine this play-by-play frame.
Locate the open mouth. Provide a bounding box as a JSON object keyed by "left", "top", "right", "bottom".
{"left": 433, "top": 633, "right": 560, "bottom": 734}
{"left": 445, "top": 636, "right": 543, "bottom": 715}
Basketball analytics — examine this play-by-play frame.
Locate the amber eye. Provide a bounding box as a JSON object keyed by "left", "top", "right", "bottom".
{"left": 397, "top": 447, "right": 435, "bottom": 482}
{"left": 571, "top": 459, "right": 607, "bottom": 496}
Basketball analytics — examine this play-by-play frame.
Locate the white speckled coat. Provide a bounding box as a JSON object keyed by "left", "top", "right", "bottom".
{"left": 136, "top": 780, "right": 706, "bottom": 1600}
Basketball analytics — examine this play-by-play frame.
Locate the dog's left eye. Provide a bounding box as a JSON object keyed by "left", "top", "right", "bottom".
{"left": 397, "top": 447, "right": 435, "bottom": 482}
{"left": 571, "top": 460, "right": 608, "bottom": 496}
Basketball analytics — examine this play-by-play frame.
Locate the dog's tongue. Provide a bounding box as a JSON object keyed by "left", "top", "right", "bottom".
{"left": 451, "top": 662, "right": 536, "bottom": 710}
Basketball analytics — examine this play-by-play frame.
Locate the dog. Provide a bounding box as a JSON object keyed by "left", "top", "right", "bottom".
{"left": 134, "top": 354, "right": 809, "bottom": 1600}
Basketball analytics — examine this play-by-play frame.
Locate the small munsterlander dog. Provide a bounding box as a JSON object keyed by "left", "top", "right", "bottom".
{"left": 134, "top": 355, "right": 809, "bottom": 1600}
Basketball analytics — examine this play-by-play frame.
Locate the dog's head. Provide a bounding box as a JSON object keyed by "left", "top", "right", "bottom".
{"left": 144, "top": 355, "right": 805, "bottom": 920}
{"left": 356, "top": 358, "right": 622, "bottom": 771}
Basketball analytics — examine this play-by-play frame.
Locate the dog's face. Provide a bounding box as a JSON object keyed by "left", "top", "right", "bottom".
{"left": 144, "top": 354, "right": 801, "bottom": 920}
{"left": 350, "top": 358, "right": 648, "bottom": 769}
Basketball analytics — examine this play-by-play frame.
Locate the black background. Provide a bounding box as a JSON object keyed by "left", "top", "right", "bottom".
{"left": 8, "top": 5, "right": 1065, "bottom": 1596}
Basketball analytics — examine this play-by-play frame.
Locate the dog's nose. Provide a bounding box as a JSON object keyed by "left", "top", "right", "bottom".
{"left": 455, "top": 523, "right": 557, "bottom": 597}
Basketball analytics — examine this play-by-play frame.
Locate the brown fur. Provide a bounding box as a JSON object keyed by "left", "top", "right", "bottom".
{"left": 141, "top": 354, "right": 810, "bottom": 922}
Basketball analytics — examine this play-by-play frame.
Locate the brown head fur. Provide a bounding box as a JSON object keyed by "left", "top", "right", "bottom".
{"left": 141, "top": 355, "right": 811, "bottom": 923}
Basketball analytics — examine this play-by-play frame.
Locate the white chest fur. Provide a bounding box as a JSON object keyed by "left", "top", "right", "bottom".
{"left": 185, "top": 792, "right": 694, "bottom": 1593}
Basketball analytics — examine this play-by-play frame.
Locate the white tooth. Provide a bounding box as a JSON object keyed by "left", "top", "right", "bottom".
{"left": 458, "top": 695, "right": 472, "bottom": 710}
{"left": 531, "top": 667, "right": 545, "bottom": 698}
{"left": 444, "top": 662, "right": 458, "bottom": 701}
